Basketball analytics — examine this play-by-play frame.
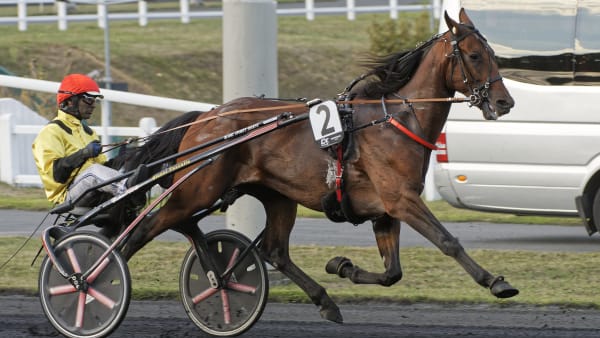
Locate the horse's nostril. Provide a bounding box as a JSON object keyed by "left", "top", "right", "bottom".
{"left": 497, "top": 99, "right": 514, "bottom": 110}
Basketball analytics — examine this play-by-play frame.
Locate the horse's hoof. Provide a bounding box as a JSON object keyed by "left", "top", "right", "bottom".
{"left": 320, "top": 306, "right": 344, "bottom": 324}
{"left": 490, "top": 275, "right": 519, "bottom": 298}
{"left": 325, "top": 256, "right": 353, "bottom": 277}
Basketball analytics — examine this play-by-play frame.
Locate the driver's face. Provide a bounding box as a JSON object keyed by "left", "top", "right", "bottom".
{"left": 77, "top": 96, "right": 97, "bottom": 120}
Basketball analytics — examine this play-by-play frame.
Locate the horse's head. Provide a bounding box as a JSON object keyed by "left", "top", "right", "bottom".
{"left": 444, "top": 8, "right": 514, "bottom": 120}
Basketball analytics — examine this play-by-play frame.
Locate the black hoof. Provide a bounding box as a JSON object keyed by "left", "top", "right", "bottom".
{"left": 490, "top": 276, "right": 519, "bottom": 298}
{"left": 325, "top": 256, "right": 353, "bottom": 277}
{"left": 320, "top": 306, "right": 343, "bottom": 324}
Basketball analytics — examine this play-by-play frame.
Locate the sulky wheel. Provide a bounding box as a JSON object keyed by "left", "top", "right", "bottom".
{"left": 180, "top": 229, "right": 269, "bottom": 336}
{"left": 39, "top": 230, "right": 131, "bottom": 338}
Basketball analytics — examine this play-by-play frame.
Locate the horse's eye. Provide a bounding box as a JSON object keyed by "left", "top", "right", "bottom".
{"left": 469, "top": 53, "right": 481, "bottom": 62}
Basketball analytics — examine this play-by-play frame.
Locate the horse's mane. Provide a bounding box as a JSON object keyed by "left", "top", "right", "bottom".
{"left": 361, "top": 35, "right": 439, "bottom": 98}
{"left": 112, "top": 110, "right": 203, "bottom": 171}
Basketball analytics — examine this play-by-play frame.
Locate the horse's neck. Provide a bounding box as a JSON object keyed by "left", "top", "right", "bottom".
{"left": 394, "top": 51, "right": 454, "bottom": 143}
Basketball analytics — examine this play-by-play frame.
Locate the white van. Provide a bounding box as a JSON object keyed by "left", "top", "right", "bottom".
{"left": 434, "top": 0, "right": 600, "bottom": 235}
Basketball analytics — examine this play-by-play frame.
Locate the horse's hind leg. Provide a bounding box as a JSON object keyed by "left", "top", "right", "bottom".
{"left": 257, "top": 192, "right": 343, "bottom": 324}
{"left": 119, "top": 204, "right": 188, "bottom": 260}
{"left": 400, "top": 192, "right": 518, "bottom": 298}
{"left": 326, "top": 214, "right": 403, "bottom": 286}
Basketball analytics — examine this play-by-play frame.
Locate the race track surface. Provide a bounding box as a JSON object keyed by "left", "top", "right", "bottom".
{"left": 3, "top": 295, "right": 600, "bottom": 337}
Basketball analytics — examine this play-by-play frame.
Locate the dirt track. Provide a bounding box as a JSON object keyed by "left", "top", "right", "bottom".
{"left": 4, "top": 213, "right": 600, "bottom": 337}
{"left": 3, "top": 295, "right": 600, "bottom": 337}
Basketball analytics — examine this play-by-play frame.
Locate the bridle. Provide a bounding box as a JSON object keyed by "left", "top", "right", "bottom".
{"left": 445, "top": 24, "right": 502, "bottom": 108}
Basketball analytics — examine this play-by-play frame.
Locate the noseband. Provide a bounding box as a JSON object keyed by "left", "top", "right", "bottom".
{"left": 446, "top": 25, "right": 502, "bottom": 107}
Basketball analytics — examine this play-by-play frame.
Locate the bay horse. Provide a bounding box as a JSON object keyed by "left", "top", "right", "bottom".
{"left": 118, "top": 8, "right": 517, "bottom": 323}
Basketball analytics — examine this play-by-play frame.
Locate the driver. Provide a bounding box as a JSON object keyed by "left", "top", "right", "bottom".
{"left": 32, "top": 73, "right": 147, "bottom": 208}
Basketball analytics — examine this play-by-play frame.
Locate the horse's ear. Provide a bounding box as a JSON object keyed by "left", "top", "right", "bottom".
{"left": 444, "top": 10, "right": 459, "bottom": 35}
{"left": 458, "top": 8, "right": 474, "bottom": 26}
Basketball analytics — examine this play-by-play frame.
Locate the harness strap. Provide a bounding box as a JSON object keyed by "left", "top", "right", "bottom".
{"left": 335, "top": 144, "right": 344, "bottom": 202}
{"left": 387, "top": 117, "right": 438, "bottom": 150}
{"left": 379, "top": 96, "right": 438, "bottom": 151}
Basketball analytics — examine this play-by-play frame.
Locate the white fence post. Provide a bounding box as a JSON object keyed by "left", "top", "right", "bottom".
{"left": 17, "top": 0, "right": 27, "bottom": 31}
{"left": 98, "top": 3, "right": 107, "bottom": 29}
{"left": 389, "top": 0, "right": 398, "bottom": 20}
{"left": 223, "top": 0, "right": 277, "bottom": 239}
{"left": 180, "top": 0, "right": 190, "bottom": 24}
{"left": 139, "top": 117, "right": 157, "bottom": 136}
{"left": 57, "top": 0, "right": 67, "bottom": 31}
{"left": 0, "top": 115, "right": 14, "bottom": 185}
{"left": 305, "top": 0, "right": 314, "bottom": 21}
{"left": 139, "top": 0, "right": 148, "bottom": 27}
{"left": 424, "top": 154, "right": 440, "bottom": 201}
{"left": 346, "top": 0, "right": 355, "bottom": 21}
{"left": 433, "top": 0, "right": 441, "bottom": 19}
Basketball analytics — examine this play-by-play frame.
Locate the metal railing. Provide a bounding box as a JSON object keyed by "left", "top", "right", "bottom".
{"left": 1, "top": 0, "right": 440, "bottom": 31}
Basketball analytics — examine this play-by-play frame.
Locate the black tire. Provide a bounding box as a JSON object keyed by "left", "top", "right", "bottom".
{"left": 39, "top": 231, "right": 131, "bottom": 338}
{"left": 593, "top": 188, "right": 600, "bottom": 232}
{"left": 179, "top": 229, "right": 269, "bottom": 336}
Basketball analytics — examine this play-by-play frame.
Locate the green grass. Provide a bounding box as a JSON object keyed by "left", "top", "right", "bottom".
{"left": 2, "top": 237, "right": 600, "bottom": 308}
{"left": 0, "top": 183, "right": 52, "bottom": 210}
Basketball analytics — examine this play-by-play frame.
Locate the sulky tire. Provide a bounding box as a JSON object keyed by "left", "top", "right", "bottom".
{"left": 179, "top": 229, "right": 268, "bottom": 336}
{"left": 39, "top": 231, "right": 131, "bottom": 338}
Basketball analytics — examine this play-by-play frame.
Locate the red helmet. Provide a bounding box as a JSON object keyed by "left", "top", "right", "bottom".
{"left": 57, "top": 74, "right": 103, "bottom": 105}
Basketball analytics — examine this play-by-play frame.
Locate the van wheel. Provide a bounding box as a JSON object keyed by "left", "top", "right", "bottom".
{"left": 591, "top": 189, "right": 600, "bottom": 235}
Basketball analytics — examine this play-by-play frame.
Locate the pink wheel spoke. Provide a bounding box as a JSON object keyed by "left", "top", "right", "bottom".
{"left": 49, "top": 284, "right": 77, "bottom": 296}
{"left": 192, "top": 287, "right": 219, "bottom": 304}
{"left": 87, "top": 287, "right": 117, "bottom": 309}
{"left": 67, "top": 248, "right": 82, "bottom": 273}
{"left": 227, "top": 281, "right": 256, "bottom": 294}
{"left": 87, "top": 257, "right": 111, "bottom": 284}
{"left": 225, "top": 247, "right": 240, "bottom": 270}
{"left": 75, "top": 291, "right": 86, "bottom": 328}
{"left": 221, "top": 289, "right": 231, "bottom": 325}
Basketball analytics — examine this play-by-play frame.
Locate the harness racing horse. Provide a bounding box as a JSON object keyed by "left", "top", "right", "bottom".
{"left": 118, "top": 8, "right": 517, "bottom": 323}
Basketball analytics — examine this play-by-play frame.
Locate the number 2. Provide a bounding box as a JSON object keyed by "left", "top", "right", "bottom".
{"left": 317, "top": 105, "right": 335, "bottom": 136}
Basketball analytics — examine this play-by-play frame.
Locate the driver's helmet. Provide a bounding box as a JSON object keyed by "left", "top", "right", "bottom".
{"left": 57, "top": 74, "right": 104, "bottom": 106}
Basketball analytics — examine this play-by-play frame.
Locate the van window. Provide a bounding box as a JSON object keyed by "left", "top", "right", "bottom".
{"left": 460, "top": 0, "right": 600, "bottom": 85}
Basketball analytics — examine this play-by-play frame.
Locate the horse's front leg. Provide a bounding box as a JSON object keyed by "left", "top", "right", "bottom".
{"left": 399, "top": 191, "right": 519, "bottom": 298}
{"left": 326, "top": 214, "right": 403, "bottom": 286}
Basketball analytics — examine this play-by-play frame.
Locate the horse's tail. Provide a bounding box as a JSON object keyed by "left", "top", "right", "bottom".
{"left": 112, "top": 110, "right": 204, "bottom": 172}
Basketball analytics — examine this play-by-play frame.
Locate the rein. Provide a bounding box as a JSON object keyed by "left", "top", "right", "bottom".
{"left": 102, "top": 103, "right": 307, "bottom": 150}
{"left": 103, "top": 96, "right": 466, "bottom": 152}
{"left": 341, "top": 97, "right": 469, "bottom": 105}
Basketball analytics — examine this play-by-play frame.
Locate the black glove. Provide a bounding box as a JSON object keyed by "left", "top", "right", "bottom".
{"left": 82, "top": 141, "right": 102, "bottom": 159}
{"left": 52, "top": 141, "right": 102, "bottom": 184}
